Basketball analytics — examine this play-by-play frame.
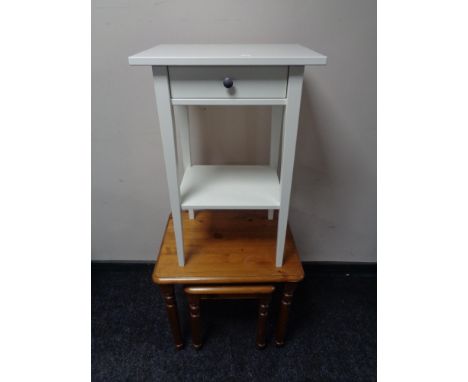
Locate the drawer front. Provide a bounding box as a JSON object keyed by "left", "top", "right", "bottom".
{"left": 168, "top": 66, "right": 288, "bottom": 99}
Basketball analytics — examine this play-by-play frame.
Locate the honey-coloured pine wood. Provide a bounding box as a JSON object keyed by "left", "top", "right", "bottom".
{"left": 185, "top": 285, "right": 275, "bottom": 295}
{"left": 153, "top": 211, "right": 303, "bottom": 349}
{"left": 184, "top": 284, "right": 275, "bottom": 349}
{"left": 275, "top": 282, "right": 298, "bottom": 347}
{"left": 257, "top": 294, "right": 272, "bottom": 349}
{"left": 158, "top": 284, "right": 184, "bottom": 350}
{"left": 153, "top": 210, "right": 304, "bottom": 285}
{"left": 186, "top": 293, "right": 202, "bottom": 349}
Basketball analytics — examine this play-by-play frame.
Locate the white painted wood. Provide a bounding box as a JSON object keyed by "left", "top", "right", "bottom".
{"left": 267, "top": 209, "right": 274, "bottom": 220}
{"left": 169, "top": 66, "right": 287, "bottom": 99}
{"left": 152, "top": 66, "right": 185, "bottom": 266}
{"left": 173, "top": 105, "right": 191, "bottom": 172}
{"left": 171, "top": 98, "right": 287, "bottom": 106}
{"left": 188, "top": 209, "right": 195, "bottom": 220}
{"left": 270, "top": 106, "right": 283, "bottom": 174}
{"left": 129, "top": 47, "right": 323, "bottom": 267}
{"left": 173, "top": 106, "right": 194, "bottom": 220}
{"left": 268, "top": 105, "right": 284, "bottom": 220}
{"left": 129, "top": 44, "right": 327, "bottom": 66}
{"left": 180, "top": 165, "right": 280, "bottom": 210}
{"left": 275, "top": 66, "right": 305, "bottom": 267}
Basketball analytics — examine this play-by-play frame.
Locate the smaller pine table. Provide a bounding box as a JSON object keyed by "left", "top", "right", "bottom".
{"left": 153, "top": 210, "right": 304, "bottom": 349}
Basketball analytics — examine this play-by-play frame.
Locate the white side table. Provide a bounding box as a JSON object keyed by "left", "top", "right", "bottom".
{"left": 129, "top": 44, "right": 326, "bottom": 267}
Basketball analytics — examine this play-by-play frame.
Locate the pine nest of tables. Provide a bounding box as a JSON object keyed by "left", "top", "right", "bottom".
{"left": 153, "top": 210, "right": 304, "bottom": 349}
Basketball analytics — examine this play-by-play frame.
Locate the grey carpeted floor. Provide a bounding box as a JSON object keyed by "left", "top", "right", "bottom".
{"left": 92, "top": 263, "right": 376, "bottom": 381}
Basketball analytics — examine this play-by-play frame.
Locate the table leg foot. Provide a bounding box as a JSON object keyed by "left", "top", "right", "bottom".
{"left": 188, "top": 294, "right": 203, "bottom": 349}
{"left": 274, "top": 282, "right": 297, "bottom": 346}
{"left": 256, "top": 294, "right": 271, "bottom": 349}
{"left": 159, "top": 284, "right": 184, "bottom": 350}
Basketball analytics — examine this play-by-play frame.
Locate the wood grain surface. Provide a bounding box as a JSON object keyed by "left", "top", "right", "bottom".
{"left": 153, "top": 210, "right": 304, "bottom": 284}
{"left": 184, "top": 285, "right": 275, "bottom": 295}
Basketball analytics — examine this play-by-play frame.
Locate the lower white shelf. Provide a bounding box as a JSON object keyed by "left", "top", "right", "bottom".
{"left": 180, "top": 165, "right": 280, "bottom": 209}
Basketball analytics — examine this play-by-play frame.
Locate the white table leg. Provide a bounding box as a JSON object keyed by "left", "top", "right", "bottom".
{"left": 188, "top": 209, "right": 195, "bottom": 220}
{"left": 276, "top": 66, "right": 304, "bottom": 267}
{"left": 153, "top": 66, "right": 185, "bottom": 266}
{"left": 269, "top": 105, "right": 283, "bottom": 220}
{"left": 173, "top": 105, "right": 191, "bottom": 173}
{"left": 267, "top": 209, "right": 274, "bottom": 220}
{"left": 173, "top": 105, "right": 195, "bottom": 220}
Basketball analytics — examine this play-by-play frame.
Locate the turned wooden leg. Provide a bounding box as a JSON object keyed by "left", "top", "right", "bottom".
{"left": 275, "top": 282, "right": 298, "bottom": 347}
{"left": 187, "top": 294, "right": 202, "bottom": 349}
{"left": 159, "top": 284, "right": 183, "bottom": 350}
{"left": 256, "top": 294, "right": 272, "bottom": 349}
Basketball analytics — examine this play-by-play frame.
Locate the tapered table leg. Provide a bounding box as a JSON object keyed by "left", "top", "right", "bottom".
{"left": 275, "top": 282, "right": 298, "bottom": 346}
{"left": 187, "top": 294, "right": 202, "bottom": 349}
{"left": 159, "top": 284, "right": 184, "bottom": 350}
{"left": 256, "top": 294, "right": 272, "bottom": 349}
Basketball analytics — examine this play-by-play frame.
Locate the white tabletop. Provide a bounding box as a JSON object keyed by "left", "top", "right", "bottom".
{"left": 128, "top": 44, "right": 327, "bottom": 66}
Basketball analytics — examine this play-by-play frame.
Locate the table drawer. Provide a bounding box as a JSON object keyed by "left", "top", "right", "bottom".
{"left": 168, "top": 66, "right": 288, "bottom": 99}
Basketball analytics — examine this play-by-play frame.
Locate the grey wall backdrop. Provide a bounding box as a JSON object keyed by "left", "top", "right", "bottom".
{"left": 92, "top": 0, "right": 376, "bottom": 262}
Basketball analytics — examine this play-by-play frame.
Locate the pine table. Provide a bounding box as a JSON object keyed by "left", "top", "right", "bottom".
{"left": 153, "top": 210, "right": 304, "bottom": 349}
